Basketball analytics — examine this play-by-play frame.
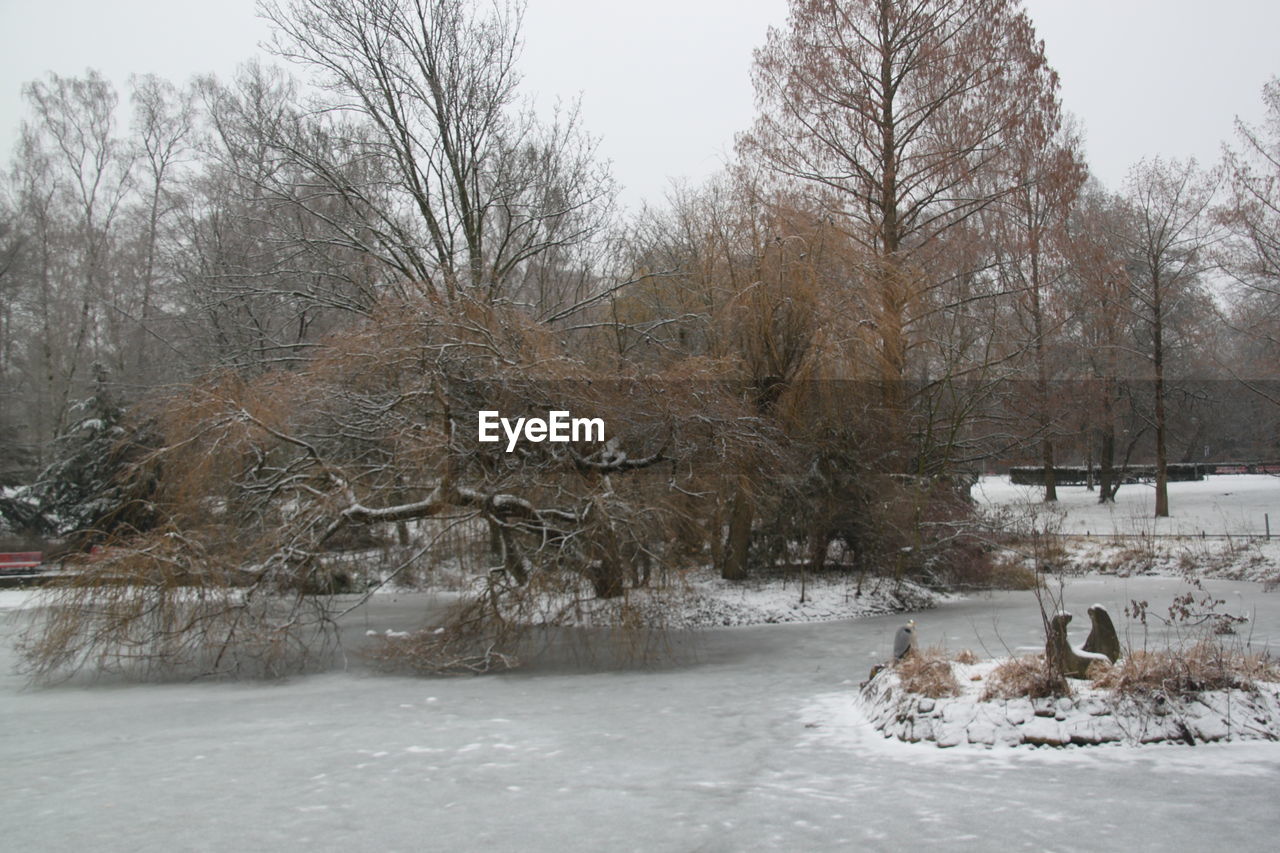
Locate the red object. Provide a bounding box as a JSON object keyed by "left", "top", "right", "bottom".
{"left": 0, "top": 551, "right": 43, "bottom": 572}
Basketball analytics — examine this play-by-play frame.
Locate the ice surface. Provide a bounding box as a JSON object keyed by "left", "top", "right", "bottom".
{"left": 4, "top": 575, "right": 1280, "bottom": 851}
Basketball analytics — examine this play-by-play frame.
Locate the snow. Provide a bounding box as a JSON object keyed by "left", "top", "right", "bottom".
{"left": 859, "top": 660, "right": 1280, "bottom": 748}
{"left": 489, "top": 569, "right": 941, "bottom": 629}
{"left": 973, "top": 473, "right": 1280, "bottom": 537}
{"left": 1062, "top": 536, "right": 1280, "bottom": 582}
{"left": 974, "top": 473, "right": 1280, "bottom": 583}
{"left": 4, "top": 575, "right": 1280, "bottom": 851}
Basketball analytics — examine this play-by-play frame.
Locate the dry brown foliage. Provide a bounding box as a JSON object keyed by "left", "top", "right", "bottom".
{"left": 981, "top": 655, "right": 1070, "bottom": 700}
{"left": 19, "top": 250, "right": 996, "bottom": 680}
{"left": 952, "top": 551, "right": 1038, "bottom": 590}
{"left": 895, "top": 646, "right": 961, "bottom": 698}
{"left": 365, "top": 571, "right": 675, "bottom": 674}
{"left": 952, "top": 649, "right": 979, "bottom": 665}
{"left": 1090, "top": 644, "right": 1280, "bottom": 698}
{"left": 17, "top": 525, "right": 339, "bottom": 681}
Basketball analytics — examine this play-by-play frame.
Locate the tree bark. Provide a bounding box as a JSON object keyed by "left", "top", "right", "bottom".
{"left": 720, "top": 476, "right": 753, "bottom": 581}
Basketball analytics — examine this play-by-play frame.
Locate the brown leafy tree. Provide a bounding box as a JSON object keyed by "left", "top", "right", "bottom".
{"left": 17, "top": 290, "right": 763, "bottom": 677}
{"left": 740, "top": 0, "right": 1063, "bottom": 430}
{"left": 1062, "top": 183, "right": 1141, "bottom": 503}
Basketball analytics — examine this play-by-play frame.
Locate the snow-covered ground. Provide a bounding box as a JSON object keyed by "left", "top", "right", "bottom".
{"left": 975, "top": 474, "right": 1280, "bottom": 583}
{"left": 4, "top": 575, "right": 1279, "bottom": 851}
{"left": 973, "top": 473, "right": 1279, "bottom": 537}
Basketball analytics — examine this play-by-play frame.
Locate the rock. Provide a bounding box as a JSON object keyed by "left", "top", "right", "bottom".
{"left": 1138, "top": 726, "right": 1167, "bottom": 744}
{"left": 917, "top": 698, "right": 935, "bottom": 714}
{"left": 1006, "top": 698, "right": 1032, "bottom": 725}
{"left": 941, "top": 702, "right": 974, "bottom": 726}
{"left": 967, "top": 721, "right": 997, "bottom": 746}
{"left": 936, "top": 721, "right": 966, "bottom": 747}
{"left": 1021, "top": 717, "right": 1066, "bottom": 747}
{"left": 1094, "top": 717, "right": 1124, "bottom": 742}
{"left": 1191, "top": 715, "right": 1229, "bottom": 742}
{"left": 997, "top": 727, "right": 1023, "bottom": 747}
{"left": 914, "top": 718, "right": 934, "bottom": 742}
{"left": 1066, "top": 718, "right": 1101, "bottom": 744}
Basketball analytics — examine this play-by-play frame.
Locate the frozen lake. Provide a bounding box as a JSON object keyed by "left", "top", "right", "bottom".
{"left": 3, "top": 576, "right": 1280, "bottom": 851}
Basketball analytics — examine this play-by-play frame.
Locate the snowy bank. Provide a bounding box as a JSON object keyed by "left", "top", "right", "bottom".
{"left": 489, "top": 570, "right": 940, "bottom": 629}
{"left": 973, "top": 473, "right": 1280, "bottom": 538}
{"left": 973, "top": 474, "right": 1280, "bottom": 583}
{"left": 1062, "top": 536, "right": 1280, "bottom": 584}
{"left": 859, "top": 660, "right": 1280, "bottom": 748}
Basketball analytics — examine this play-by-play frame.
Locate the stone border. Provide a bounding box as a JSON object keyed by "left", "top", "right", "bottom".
{"left": 859, "top": 662, "right": 1280, "bottom": 747}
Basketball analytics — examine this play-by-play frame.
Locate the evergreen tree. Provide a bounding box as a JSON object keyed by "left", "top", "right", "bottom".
{"left": 33, "top": 363, "right": 153, "bottom": 539}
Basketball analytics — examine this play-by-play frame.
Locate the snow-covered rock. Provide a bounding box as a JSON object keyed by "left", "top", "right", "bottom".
{"left": 859, "top": 660, "right": 1280, "bottom": 748}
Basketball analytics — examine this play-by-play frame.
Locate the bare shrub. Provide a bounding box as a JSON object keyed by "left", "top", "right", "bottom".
{"left": 997, "top": 538, "right": 1070, "bottom": 577}
{"left": 953, "top": 648, "right": 978, "bottom": 665}
{"left": 895, "top": 645, "right": 961, "bottom": 698}
{"left": 981, "top": 655, "right": 1069, "bottom": 700}
{"left": 961, "top": 552, "right": 1038, "bottom": 590}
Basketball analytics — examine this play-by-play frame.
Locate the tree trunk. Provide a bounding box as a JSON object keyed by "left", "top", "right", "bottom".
{"left": 1041, "top": 437, "right": 1057, "bottom": 502}
{"left": 1030, "top": 246, "right": 1056, "bottom": 502}
{"left": 1098, "top": 377, "right": 1117, "bottom": 504}
{"left": 720, "top": 476, "right": 753, "bottom": 581}
{"left": 1152, "top": 269, "right": 1169, "bottom": 518}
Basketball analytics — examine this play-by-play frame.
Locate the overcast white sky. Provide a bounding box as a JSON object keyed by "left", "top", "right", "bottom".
{"left": 1, "top": 0, "right": 1276, "bottom": 210}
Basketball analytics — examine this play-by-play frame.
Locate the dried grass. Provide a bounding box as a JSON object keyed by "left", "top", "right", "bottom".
{"left": 1090, "top": 643, "right": 1280, "bottom": 697}
{"left": 981, "top": 654, "right": 1069, "bottom": 700}
{"left": 895, "top": 645, "right": 961, "bottom": 698}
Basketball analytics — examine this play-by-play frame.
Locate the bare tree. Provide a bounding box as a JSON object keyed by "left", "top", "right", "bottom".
{"left": 1121, "top": 159, "right": 1218, "bottom": 517}
{"left": 990, "top": 124, "right": 1087, "bottom": 500}
{"left": 1063, "top": 183, "right": 1139, "bottom": 503}
{"left": 127, "top": 74, "right": 195, "bottom": 378}
{"left": 257, "top": 0, "right": 615, "bottom": 303}
{"left": 1221, "top": 78, "right": 1280, "bottom": 300}
{"left": 16, "top": 290, "right": 749, "bottom": 677}
{"left": 1219, "top": 77, "right": 1280, "bottom": 400}
{"left": 15, "top": 72, "right": 134, "bottom": 445}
